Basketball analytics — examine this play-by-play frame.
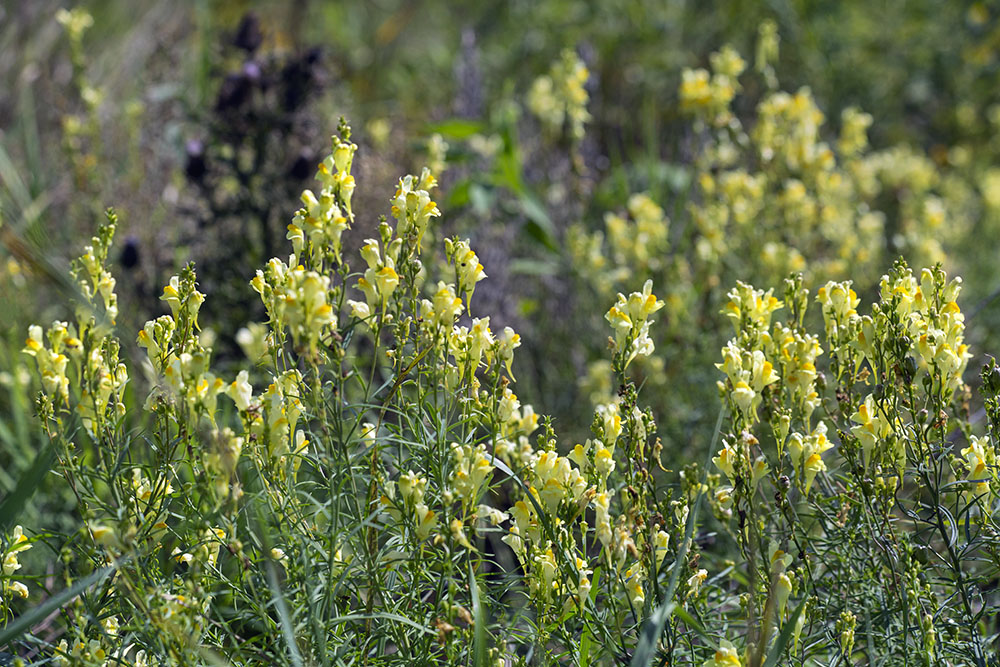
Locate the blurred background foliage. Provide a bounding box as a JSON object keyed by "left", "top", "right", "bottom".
{"left": 2, "top": 0, "right": 1000, "bottom": 520}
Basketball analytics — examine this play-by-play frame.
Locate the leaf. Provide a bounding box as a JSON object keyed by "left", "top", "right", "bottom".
{"left": 266, "top": 561, "right": 304, "bottom": 667}
{"left": 0, "top": 565, "right": 116, "bottom": 649}
{"left": 509, "top": 258, "right": 558, "bottom": 277}
{"left": 469, "top": 184, "right": 494, "bottom": 216}
{"left": 446, "top": 179, "right": 471, "bottom": 208}
{"left": 579, "top": 626, "right": 592, "bottom": 667}
{"left": 762, "top": 596, "right": 808, "bottom": 667}
{"left": 425, "top": 119, "right": 486, "bottom": 140}
{"left": 0, "top": 142, "right": 30, "bottom": 213}
{"left": 517, "top": 195, "right": 558, "bottom": 252}
{"left": 469, "top": 562, "right": 488, "bottom": 667}
{"left": 0, "top": 441, "right": 55, "bottom": 534}
{"left": 328, "top": 613, "right": 434, "bottom": 635}
{"left": 630, "top": 404, "right": 725, "bottom": 667}
{"left": 672, "top": 606, "right": 712, "bottom": 643}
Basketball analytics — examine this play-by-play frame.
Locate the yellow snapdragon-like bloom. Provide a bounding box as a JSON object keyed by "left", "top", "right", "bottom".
{"left": 450, "top": 442, "right": 494, "bottom": 508}
{"left": 445, "top": 238, "right": 487, "bottom": 306}
{"left": 680, "top": 68, "right": 713, "bottom": 110}
{"left": 686, "top": 568, "right": 708, "bottom": 598}
{"left": 528, "top": 49, "right": 590, "bottom": 141}
{"left": 161, "top": 275, "right": 204, "bottom": 327}
{"left": 390, "top": 168, "right": 440, "bottom": 250}
{"left": 250, "top": 369, "right": 305, "bottom": 473}
{"left": 398, "top": 470, "right": 427, "bottom": 508}
{"left": 289, "top": 187, "right": 350, "bottom": 263}
{"left": 315, "top": 134, "right": 357, "bottom": 219}
{"left": 839, "top": 107, "right": 873, "bottom": 156}
{"left": 654, "top": 529, "right": 670, "bottom": 567}
{"left": 774, "top": 571, "right": 794, "bottom": 618}
{"left": 772, "top": 324, "right": 823, "bottom": 417}
{"left": 680, "top": 45, "right": 746, "bottom": 125}
{"left": 449, "top": 317, "right": 495, "bottom": 379}
{"left": 252, "top": 259, "right": 336, "bottom": 355}
{"left": 161, "top": 349, "right": 225, "bottom": 423}
{"left": 137, "top": 316, "right": 176, "bottom": 373}
{"left": 23, "top": 323, "right": 71, "bottom": 402}
{"left": 601, "top": 193, "right": 671, "bottom": 275}
{"left": 722, "top": 281, "right": 783, "bottom": 335}
{"left": 530, "top": 448, "right": 588, "bottom": 514}
{"left": 787, "top": 422, "right": 834, "bottom": 493}
{"left": 754, "top": 87, "right": 831, "bottom": 173}
{"left": 3, "top": 525, "right": 32, "bottom": 601}
{"left": 850, "top": 394, "right": 894, "bottom": 468}
{"left": 961, "top": 435, "right": 995, "bottom": 501}
{"left": 356, "top": 239, "right": 400, "bottom": 315}
{"left": 764, "top": 542, "right": 788, "bottom": 572}
{"left": 816, "top": 280, "right": 859, "bottom": 340}
{"left": 594, "top": 489, "right": 614, "bottom": 546}
{"left": 497, "top": 386, "right": 520, "bottom": 423}
{"left": 717, "top": 341, "right": 779, "bottom": 420}
{"left": 703, "top": 639, "right": 742, "bottom": 667}
{"left": 624, "top": 564, "right": 645, "bottom": 606}
{"left": 713, "top": 441, "right": 738, "bottom": 481}
{"left": 421, "top": 281, "right": 463, "bottom": 329}
{"left": 496, "top": 326, "right": 521, "bottom": 380}
{"left": 530, "top": 544, "right": 559, "bottom": 598}
{"left": 605, "top": 279, "right": 665, "bottom": 368}
{"left": 226, "top": 370, "right": 253, "bottom": 412}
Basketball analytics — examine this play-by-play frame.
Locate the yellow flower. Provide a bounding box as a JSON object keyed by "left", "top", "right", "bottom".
{"left": 686, "top": 568, "right": 708, "bottom": 598}
{"left": 624, "top": 565, "right": 645, "bottom": 606}
{"left": 605, "top": 280, "right": 664, "bottom": 367}
{"left": 703, "top": 639, "right": 742, "bottom": 667}
{"left": 961, "top": 436, "right": 995, "bottom": 500}
{"left": 713, "top": 442, "right": 737, "bottom": 481}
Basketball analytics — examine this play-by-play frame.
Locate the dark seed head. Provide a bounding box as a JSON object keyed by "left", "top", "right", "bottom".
{"left": 120, "top": 236, "right": 140, "bottom": 270}
{"left": 234, "top": 12, "right": 263, "bottom": 53}
{"left": 184, "top": 139, "right": 207, "bottom": 181}
{"left": 216, "top": 72, "right": 252, "bottom": 111}
{"left": 289, "top": 150, "right": 314, "bottom": 180}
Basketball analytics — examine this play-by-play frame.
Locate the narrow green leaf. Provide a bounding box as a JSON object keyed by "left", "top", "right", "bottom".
{"left": 0, "top": 441, "right": 55, "bottom": 533}
{"left": 672, "top": 606, "right": 712, "bottom": 643}
{"left": 0, "top": 565, "right": 116, "bottom": 649}
{"left": 631, "top": 405, "right": 725, "bottom": 667}
{"left": 579, "top": 626, "right": 592, "bottom": 667}
{"left": 509, "top": 258, "right": 558, "bottom": 277}
{"left": 266, "top": 561, "right": 304, "bottom": 667}
{"left": 328, "top": 613, "right": 435, "bottom": 635}
{"left": 0, "top": 142, "right": 30, "bottom": 212}
{"left": 762, "top": 596, "right": 808, "bottom": 667}
{"left": 469, "top": 562, "right": 488, "bottom": 667}
{"left": 425, "top": 119, "right": 486, "bottom": 140}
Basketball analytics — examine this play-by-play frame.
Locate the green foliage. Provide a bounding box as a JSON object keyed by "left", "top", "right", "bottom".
{"left": 2, "top": 2, "right": 1000, "bottom": 665}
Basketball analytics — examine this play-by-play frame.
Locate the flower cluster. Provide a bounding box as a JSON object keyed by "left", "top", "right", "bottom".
{"left": 605, "top": 279, "right": 665, "bottom": 370}
{"left": 680, "top": 45, "right": 745, "bottom": 125}
{"left": 528, "top": 49, "right": 591, "bottom": 142}
{"left": 1, "top": 526, "right": 32, "bottom": 605}
{"left": 252, "top": 259, "right": 337, "bottom": 357}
